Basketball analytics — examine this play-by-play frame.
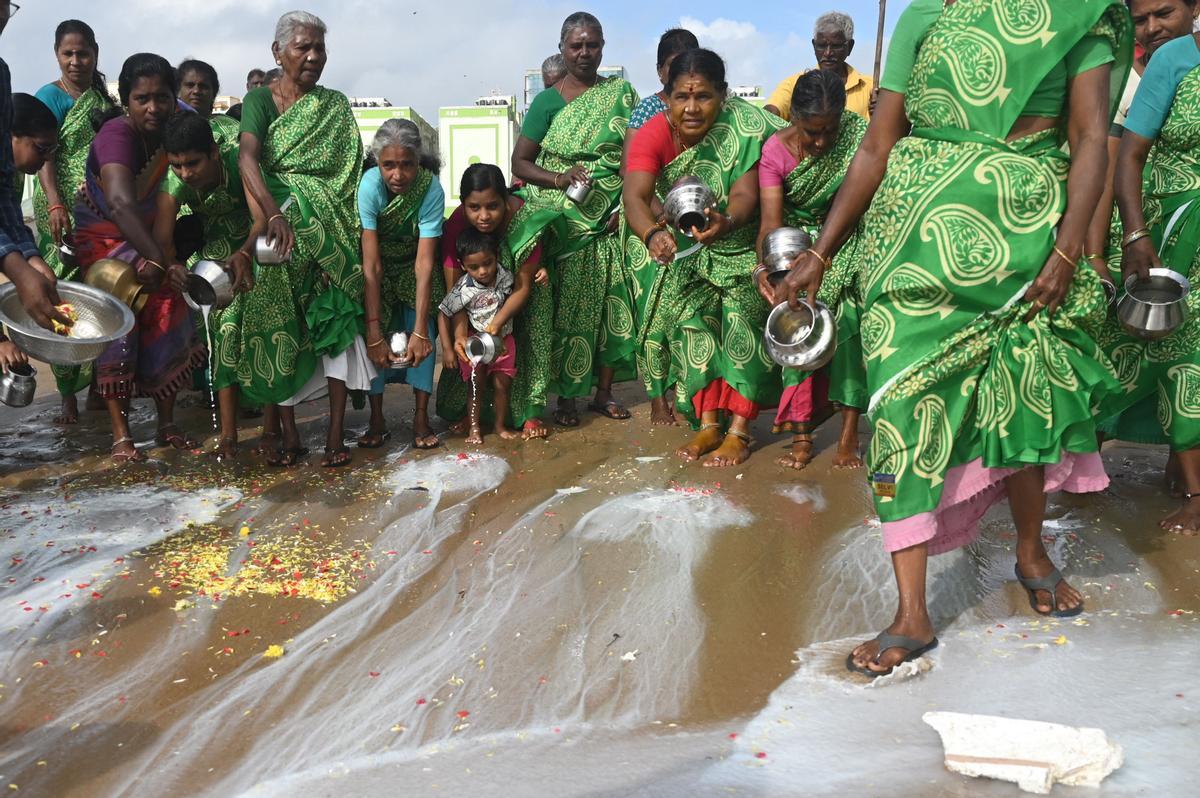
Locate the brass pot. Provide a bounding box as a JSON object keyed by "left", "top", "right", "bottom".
{"left": 83, "top": 258, "right": 149, "bottom": 314}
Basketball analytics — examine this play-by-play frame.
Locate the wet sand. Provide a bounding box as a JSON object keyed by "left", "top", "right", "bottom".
{"left": 0, "top": 381, "right": 1197, "bottom": 796}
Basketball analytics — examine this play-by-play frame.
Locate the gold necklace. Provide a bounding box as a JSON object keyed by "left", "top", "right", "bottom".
{"left": 57, "top": 78, "right": 83, "bottom": 100}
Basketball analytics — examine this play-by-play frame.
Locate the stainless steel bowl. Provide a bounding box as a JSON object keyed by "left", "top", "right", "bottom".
{"left": 466, "top": 332, "right": 502, "bottom": 365}
{"left": 762, "top": 227, "right": 812, "bottom": 270}
{"left": 0, "top": 363, "right": 36, "bottom": 407}
{"left": 255, "top": 235, "right": 288, "bottom": 264}
{"left": 184, "top": 259, "right": 234, "bottom": 311}
{"left": 58, "top": 236, "right": 78, "bottom": 269}
{"left": 565, "top": 179, "right": 592, "bottom": 205}
{"left": 663, "top": 176, "right": 715, "bottom": 238}
{"left": 1117, "top": 268, "right": 1190, "bottom": 341}
{"left": 764, "top": 300, "right": 837, "bottom": 370}
{"left": 0, "top": 281, "right": 134, "bottom": 366}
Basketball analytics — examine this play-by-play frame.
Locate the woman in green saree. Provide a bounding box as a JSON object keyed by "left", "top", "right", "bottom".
{"left": 510, "top": 11, "right": 639, "bottom": 427}
{"left": 780, "top": 0, "right": 1132, "bottom": 676}
{"left": 756, "top": 69, "right": 868, "bottom": 471}
{"left": 238, "top": 10, "right": 370, "bottom": 468}
{"left": 33, "top": 19, "right": 116, "bottom": 423}
{"left": 177, "top": 59, "right": 240, "bottom": 148}
{"left": 1109, "top": 27, "right": 1200, "bottom": 533}
{"left": 625, "top": 49, "right": 786, "bottom": 467}
{"left": 359, "top": 118, "right": 452, "bottom": 452}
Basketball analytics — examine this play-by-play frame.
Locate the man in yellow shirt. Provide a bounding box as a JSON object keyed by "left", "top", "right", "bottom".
{"left": 765, "top": 11, "right": 874, "bottom": 120}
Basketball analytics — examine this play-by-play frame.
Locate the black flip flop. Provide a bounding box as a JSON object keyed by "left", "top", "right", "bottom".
{"left": 357, "top": 430, "right": 391, "bottom": 449}
{"left": 553, "top": 407, "right": 580, "bottom": 427}
{"left": 845, "top": 632, "right": 939, "bottom": 678}
{"left": 412, "top": 434, "right": 441, "bottom": 450}
{"left": 267, "top": 446, "right": 309, "bottom": 467}
{"left": 321, "top": 446, "right": 353, "bottom": 468}
{"left": 1015, "top": 563, "right": 1083, "bottom": 618}
{"left": 588, "top": 400, "right": 631, "bottom": 420}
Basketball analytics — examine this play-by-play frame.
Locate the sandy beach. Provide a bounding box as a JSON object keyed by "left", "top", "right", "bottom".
{"left": 0, "top": 380, "right": 1197, "bottom": 796}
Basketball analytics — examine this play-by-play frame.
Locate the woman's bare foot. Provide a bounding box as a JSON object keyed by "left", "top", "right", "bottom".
{"left": 649, "top": 395, "right": 678, "bottom": 426}
{"left": 465, "top": 424, "right": 484, "bottom": 445}
{"left": 677, "top": 425, "right": 724, "bottom": 461}
{"left": 110, "top": 436, "right": 146, "bottom": 464}
{"left": 848, "top": 616, "right": 938, "bottom": 675}
{"left": 833, "top": 443, "right": 864, "bottom": 469}
{"left": 522, "top": 419, "right": 549, "bottom": 440}
{"left": 1016, "top": 551, "right": 1084, "bottom": 614}
{"left": 1160, "top": 495, "right": 1200, "bottom": 535}
{"left": 702, "top": 433, "right": 751, "bottom": 467}
{"left": 495, "top": 425, "right": 520, "bottom": 440}
{"left": 55, "top": 395, "right": 79, "bottom": 425}
{"left": 449, "top": 417, "right": 470, "bottom": 435}
{"left": 777, "top": 435, "right": 813, "bottom": 470}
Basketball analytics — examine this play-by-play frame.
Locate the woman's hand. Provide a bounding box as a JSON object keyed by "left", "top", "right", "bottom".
{"left": 136, "top": 261, "right": 164, "bottom": 291}
{"left": 533, "top": 267, "right": 549, "bottom": 286}
{"left": 777, "top": 249, "right": 826, "bottom": 310}
{"left": 228, "top": 251, "right": 255, "bottom": 293}
{"left": 754, "top": 266, "right": 775, "bottom": 305}
{"left": 560, "top": 165, "right": 590, "bottom": 190}
{"left": 166, "top": 263, "right": 189, "bottom": 294}
{"left": 1121, "top": 236, "right": 1159, "bottom": 285}
{"left": 267, "top": 214, "right": 294, "bottom": 260}
{"left": 1085, "top": 255, "right": 1117, "bottom": 305}
{"left": 0, "top": 340, "right": 28, "bottom": 371}
{"left": 49, "top": 207, "right": 71, "bottom": 246}
{"left": 407, "top": 331, "right": 432, "bottom": 366}
{"left": 692, "top": 207, "right": 730, "bottom": 247}
{"left": 1024, "top": 245, "right": 1079, "bottom": 320}
{"left": 367, "top": 337, "right": 392, "bottom": 370}
{"left": 28, "top": 256, "right": 56, "bottom": 284}
{"left": 647, "top": 228, "right": 676, "bottom": 265}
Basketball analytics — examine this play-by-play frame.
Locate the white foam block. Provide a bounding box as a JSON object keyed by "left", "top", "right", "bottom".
{"left": 923, "top": 711, "right": 1123, "bottom": 794}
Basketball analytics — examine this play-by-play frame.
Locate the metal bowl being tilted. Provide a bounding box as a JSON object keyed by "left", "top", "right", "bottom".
{"left": 0, "top": 281, "right": 134, "bottom": 366}
{"left": 1116, "top": 267, "right": 1190, "bottom": 341}
{"left": 466, "top": 332, "right": 502, "bottom": 365}
{"left": 762, "top": 226, "right": 813, "bottom": 285}
{"left": 763, "top": 299, "right": 837, "bottom": 371}
{"left": 662, "top": 176, "right": 716, "bottom": 238}
{"left": 184, "top": 259, "right": 234, "bottom": 311}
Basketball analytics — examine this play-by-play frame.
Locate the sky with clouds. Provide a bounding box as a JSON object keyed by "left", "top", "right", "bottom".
{"left": 3, "top": 1, "right": 905, "bottom": 120}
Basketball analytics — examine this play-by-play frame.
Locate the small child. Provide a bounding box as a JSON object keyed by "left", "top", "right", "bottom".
{"left": 439, "top": 228, "right": 528, "bottom": 443}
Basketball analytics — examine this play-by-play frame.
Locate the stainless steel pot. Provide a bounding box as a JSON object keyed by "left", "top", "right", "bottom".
{"left": 0, "top": 362, "right": 36, "bottom": 407}
{"left": 58, "top": 236, "right": 78, "bottom": 269}
{"left": 763, "top": 300, "right": 837, "bottom": 371}
{"left": 255, "top": 235, "right": 288, "bottom": 264}
{"left": 565, "top": 179, "right": 592, "bottom": 205}
{"left": 465, "top": 332, "right": 502, "bottom": 365}
{"left": 184, "top": 260, "right": 234, "bottom": 311}
{"left": 388, "top": 331, "right": 411, "bottom": 366}
{"left": 663, "top": 176, "right": 715, "bottom": 237}
{"left": 1117, "top": 268, "right": 1190, "bottom": 341}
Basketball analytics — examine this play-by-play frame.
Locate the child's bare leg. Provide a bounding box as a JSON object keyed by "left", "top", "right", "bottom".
{"left": 492, "top": 373, "right": 519, "bottom": 440}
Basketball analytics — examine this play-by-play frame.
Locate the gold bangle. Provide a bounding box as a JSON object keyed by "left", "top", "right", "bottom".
{"left": 144, "top": 259, "right": 166, "bottom": 273}
{"left": 553, "top": 174, "right": 563, "bottom": 189}
{"left": 1121, "top": 227, "right": 1150, "bottom": 248}
{"left": 1052, "top": 245, "right": 1078, "bottom": 266}
{"left": 809, "top": 249, "right": 831, "bottom": 269}
{"left": 1085, "top": 253, "right": 1105, "bottom": 262}
{"left": 267, "top": 213, "right": 285, "bottom": 224}
{"left": 412, "top": 332, "right": 430, "bottom": 342}
{"left": 366, "top": 338, "right": 386, "bottom": 348}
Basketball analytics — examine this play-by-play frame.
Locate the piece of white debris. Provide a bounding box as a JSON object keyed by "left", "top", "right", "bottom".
{"left": 620, "top": 650, "right": 639, "bottom": 662}
{"left": 923, "top": 711, "right": 1123, "bottom": 795}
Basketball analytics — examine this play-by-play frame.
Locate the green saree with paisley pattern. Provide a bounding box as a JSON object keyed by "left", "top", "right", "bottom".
{"left": 246, "top": 86, "right": 364, "bottom": 403}
{"left": 774, "top": 110, "right": 869, "bottom": 430}
{"left": 164, "top": 145, "right": 270, "bottom": 395}
{"left": 1095, "top": 64, "right": 1200, "bottom": 450}
{"left": 634, "top": 97, "right": 786, "bottom": 427}
{"left": 377, "top": 167, "right": 444, "bottom": 322}
{"left": 860, "top": 0, "right": 1130, "bottom": 554}
{"left": 34, "top": 88, "right": 109, "bottom": 397}
{"left": 509, "top": 78, "right": 639, "bottom": 399}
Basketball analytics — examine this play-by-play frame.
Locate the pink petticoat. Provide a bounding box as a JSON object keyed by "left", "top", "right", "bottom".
{"left": 881, "top": 452, "right": 1109, "bottom": 556}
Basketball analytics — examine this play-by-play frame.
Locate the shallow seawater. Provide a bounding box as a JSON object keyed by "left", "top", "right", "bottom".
{"left": 0, "top": 387, "right": 1196, "bottom": 797}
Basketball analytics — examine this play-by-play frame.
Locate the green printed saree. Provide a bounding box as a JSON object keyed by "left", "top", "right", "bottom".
{"left": 376, "top": 168, "right": 443, "bottom": 319}
{"left": 509, "top": 78, "right": 639, "bottom": 399}
{"left": 634, "top": 97, "right": 786, "bottom": 427}
{"left": 34, "top": 88, "right": 108, "bottom": 396}
{"left": 773, "top": 110, "right": 869, "bottom": 431}
{"left": 244, "top": 86, "right": 364, "bottom": 404}
{"left": 860, "top": 0, "right": 1131, "bottom": 553}
{"left": 1095, "top": 64, "right": 1200, "bottom": 450}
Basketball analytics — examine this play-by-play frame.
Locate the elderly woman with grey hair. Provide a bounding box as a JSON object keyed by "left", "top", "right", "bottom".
{"left": 541, "top": 54, "right": 566, "bottom": 88}
{"left": 357, "top": 118, "right": 452, "bottom": 450}
{"left": 764, "top": 10, "right": 874, "bottom": 120}
{"left": 237, "top": 9, "right": 370, "bottom": 467}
